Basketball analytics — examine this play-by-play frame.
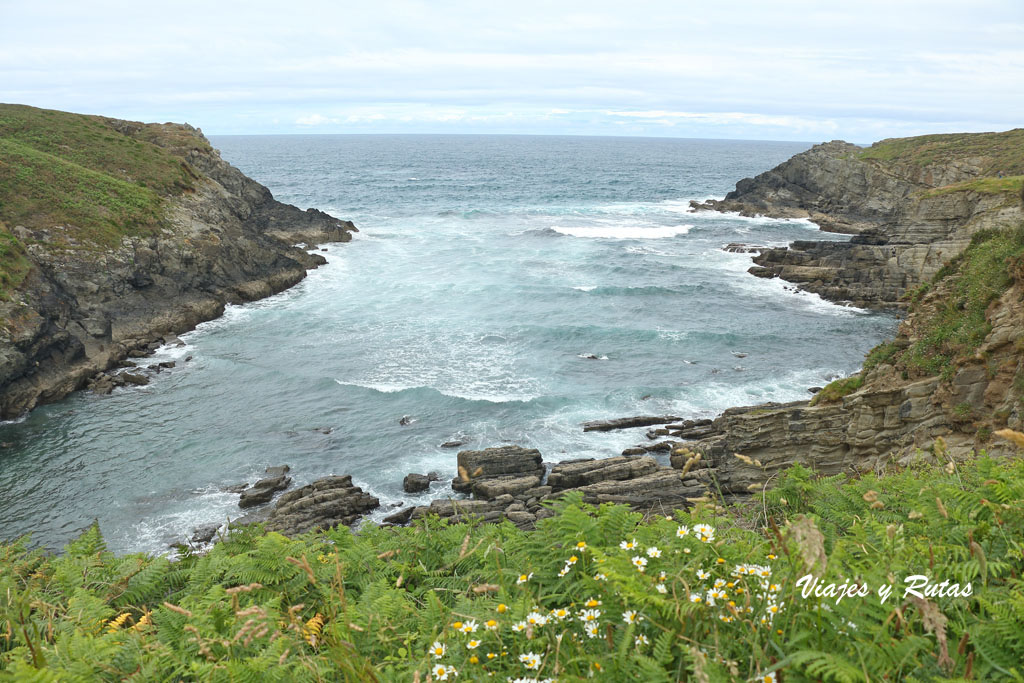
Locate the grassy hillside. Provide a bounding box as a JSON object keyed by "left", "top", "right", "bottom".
{"left": 0, "top": 104, "right": 200, "bottom": 248}
{"left": 2, "top": 452, "right": 1023, "bottom": 681}
{"left": 858, "top": 128, "right": 1024, "bottom": 178}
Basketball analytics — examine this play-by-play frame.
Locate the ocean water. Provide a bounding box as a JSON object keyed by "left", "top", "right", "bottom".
{"left": 0, "top": 135, "right": 898, "bottom": 554}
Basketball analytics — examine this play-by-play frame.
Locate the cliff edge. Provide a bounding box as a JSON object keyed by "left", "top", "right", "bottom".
{"left": 0, "top": 104, "right": 356, "bottom": 418}
{"left": 671, "top": 130, "right": 1024, "bottom": 496}
{"left": 693, "top": 130, "right": 1024, "bottom": 308}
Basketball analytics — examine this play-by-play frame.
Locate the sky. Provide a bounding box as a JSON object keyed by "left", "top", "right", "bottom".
{"left": 1, "top": 0, "right": 1022, "bottom": 142}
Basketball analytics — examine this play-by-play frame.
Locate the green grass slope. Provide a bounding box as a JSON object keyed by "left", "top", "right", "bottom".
{"left": 858, "top": 128, "right": 1024, "bottom": 177}
{"left": 0, "top": 104, "right": 200, "bottom": 249}
{"left": 2, "top": 453, "right": 1023, "bottom": 681}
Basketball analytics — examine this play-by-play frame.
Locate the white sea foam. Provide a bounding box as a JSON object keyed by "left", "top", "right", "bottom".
{"left": 334, "top": 379, "right": 540, "bottom": 404}
{"left": 690, "top": 209, "right": 823, "bottom": 230}
{"left": 572, "top": 285, "right": 598, "bottom": 291}
{"left": 715, "top": 250, "right": 867, "bottom": 317}
{"left": 551, "top": 224, "right": 692, "bottom": 239}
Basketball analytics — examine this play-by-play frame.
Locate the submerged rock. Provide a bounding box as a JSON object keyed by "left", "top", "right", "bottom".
{"left": 581, "top": 415, "right": 683, "bottom": 432}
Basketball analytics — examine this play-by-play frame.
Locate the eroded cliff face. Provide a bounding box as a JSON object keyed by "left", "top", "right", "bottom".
{"left": 693, "top": 136, "right": 1024, "bottom": 309}
{"left": 0, "top": 120, "right": 356, "bottom": 418}
{"left": 672, "top": 131, "right": 1024, "bottom": 494}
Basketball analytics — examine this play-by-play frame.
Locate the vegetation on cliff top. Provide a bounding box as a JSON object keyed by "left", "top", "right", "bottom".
{"left": 858, "top": 128, "right": 1024, "bottom": 178}
{"left": 815, "top": 223, "right": 1024, "bottom": 404}
{"left": 0, "top": 104, "right": 202, "bottom": 249}
{"left": 0, "top": 223, "right": 30, "bottom": 301}
{"left": 3, "top": 452, "right": 1024, "bottom": 681}
{"left": 900, "top": 224, "right": 1024, "bottom": 379}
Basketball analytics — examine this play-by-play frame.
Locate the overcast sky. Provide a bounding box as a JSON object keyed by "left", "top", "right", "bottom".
{"left": 2, "top": 0, "right": 1022, "bottom": 142}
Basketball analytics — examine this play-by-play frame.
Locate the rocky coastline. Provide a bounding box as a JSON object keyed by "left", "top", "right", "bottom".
{"left": 178, "top": 130, "right": 1024, "bottom": 546}
{"left": 0, "top": 109, "right": 356, "bottom": 418}
{"left": 7, "top": 111, "right": 1023, "bottom": 547}
{"left": 692, "top": 135, "right": 1024, "bottom": 309}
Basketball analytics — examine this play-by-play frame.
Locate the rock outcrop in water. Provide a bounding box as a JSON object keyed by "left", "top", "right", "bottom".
{"left": 263, "top": 475, "right": 380, "bottom": 536}
{"left": 0, "top": 104, "right": 356, "bottom": 418}
{"left": 400, "top": 447, "right": 709, "bottom": 530}
{"left": 693, "top": 132, "right": 1024, "bottom": 309}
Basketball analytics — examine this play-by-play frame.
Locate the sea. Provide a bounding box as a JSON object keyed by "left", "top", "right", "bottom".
{"left": 0, "top": 135, "right": 898, "bottom": 555}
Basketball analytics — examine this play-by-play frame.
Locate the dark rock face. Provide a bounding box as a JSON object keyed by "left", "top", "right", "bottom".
{"left": 403, "top": 473, "right": 431, "bottom": 493}
{"left": 238, "top": 474, "right": 291, "bottom": 509}
{"left": 690, "top": 139, "right": 1023, "bottom": 309}
{"left": 263, "top": 475, "right": 379, "bottom": 536}
{"left": 190, "top": 523, "right": 221, "bottom": 545}
{"left": 0, "top": 117, "right": 357, "bottom": 419}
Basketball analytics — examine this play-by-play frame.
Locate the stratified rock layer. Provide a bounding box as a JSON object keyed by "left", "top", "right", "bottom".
{"left": 263, "top": 476, "right": 379, "bottom": 536}
{"left": 693, "top": 137, "right": 1023, "bottom": 308}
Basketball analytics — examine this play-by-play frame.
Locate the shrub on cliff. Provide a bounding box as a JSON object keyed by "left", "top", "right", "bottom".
{"left": 899, "top": 224, "right": 1024, "bottom": 379}
{"left": 2, "top": 454, "right": 1024, "bottom": 681}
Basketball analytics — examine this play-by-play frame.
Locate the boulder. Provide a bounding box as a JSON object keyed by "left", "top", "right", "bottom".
{"left": 264, "top": 475, "right": 379, "bottom": 536}
{"left": 264, "top": 464, "right": 291, "bottom": 477}
{"left": 382, "top": 506, "right": 415, "bottom": 525}
{"left": 451, "top": 445, "right": 543, "bottom": 493}
{"left": 120, "top": 372, "right": 150, "bottom": 386}
{"left": 403, "top": 473, "right": 431, "bottom": 493}
{"left": 238, "top": 474, "right": 291, "bottom": 508}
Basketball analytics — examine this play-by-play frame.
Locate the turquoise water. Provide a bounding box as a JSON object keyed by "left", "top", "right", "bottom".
{"left": 0, "top": 135, "right": 897, "bottom": 554}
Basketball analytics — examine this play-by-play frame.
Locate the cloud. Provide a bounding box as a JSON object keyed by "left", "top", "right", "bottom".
{"left": 1, "top": 1, "right": 1022, "bottom": 139}
{"left": 295, "top": 114, "right": 339, "bottom": 126}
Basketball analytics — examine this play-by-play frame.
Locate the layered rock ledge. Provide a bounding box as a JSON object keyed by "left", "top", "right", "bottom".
{"left": 692, "top": 134, "right": 1024, "bottom": 308}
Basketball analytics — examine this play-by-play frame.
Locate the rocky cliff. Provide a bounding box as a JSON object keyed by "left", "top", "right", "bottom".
{"left": 693, "top": 131, "right": 1024, "bottom": 309}
{"left": 672, "top": 130, "right": 1024, "bottom": 494}
{"left": 0, "top": 105, "right": 356, "bottom": 418}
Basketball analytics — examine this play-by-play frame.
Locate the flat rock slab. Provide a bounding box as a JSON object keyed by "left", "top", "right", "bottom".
{"left": 264, "top": 475, "right": 379, "bottom": 536}
{"left": 574, "top": 468, "right": 705, "bottom": 512}
{"left": 547, "top": 455, "right": 659, "bottom": 491}
{"left": 471, "top": 474, "right": 542, "bottom": 500}
{"left": 581, "top": 416, "right": 682, "bottom": 432}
